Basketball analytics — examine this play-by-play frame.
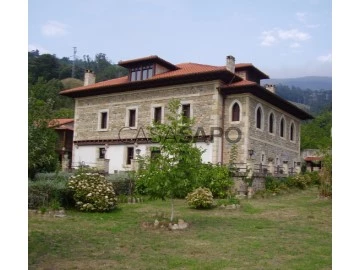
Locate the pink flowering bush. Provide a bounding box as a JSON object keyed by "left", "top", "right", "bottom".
{"left": 67, "top": 172, "right": 117, "bottom": 212}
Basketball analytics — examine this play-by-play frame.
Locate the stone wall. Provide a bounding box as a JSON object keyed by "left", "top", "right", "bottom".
{"left": 74, "top": 81, "right": 223, "bottom": 163}
{"left": 247, "top": 95, "right": 301, "bottom": 166}
{"left": 222, "top": 95, "right": 249, "bottom": 164}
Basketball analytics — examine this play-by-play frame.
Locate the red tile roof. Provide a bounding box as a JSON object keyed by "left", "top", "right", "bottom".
{"left": 49, "top": 119, "right": 74, "bottom": 130}
{"left": 60, "top": 62, "right": 230, "bottom": 95}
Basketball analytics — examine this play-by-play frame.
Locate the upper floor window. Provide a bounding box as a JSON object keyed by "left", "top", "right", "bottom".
{"left": 280, "top": 117, "right": 285, "bottom": 138}
{"left": 269, "top": 113, "right": 274, "bottom": 134}
{"left": 129, "top": 109, "right": 136, "bottom": 127}
{"left": 98, "top": 109, "right": 109, "bottom": 131}
{"left": 255, "top": 105, "right": 263, "bottom": 130}
{"left": 182, "top": 104, "right": 191, "bottom": 119}
{"left": 130, "top": 64, "right": 154, "bottom": 81}
{"left": 290, "top": 122, "right": 295, "bottom": 141}
{"left": 154, "top": 107, "right": 162, "bottom": 124}
{"left": 231, "top": 102, "right": 240, "bottom": 122}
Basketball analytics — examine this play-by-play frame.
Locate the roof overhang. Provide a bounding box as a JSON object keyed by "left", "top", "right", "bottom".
{"left": 118, "top": 55, "right": 179, "bottom": 70}
{"left": 60, "top": 70, "right": 242, "bottom": 98}
{"left": 220, "top": 84, "right": 313, "bottom": 120}
{"left": 235, "top": 64, "right": 270, "bottom": 80}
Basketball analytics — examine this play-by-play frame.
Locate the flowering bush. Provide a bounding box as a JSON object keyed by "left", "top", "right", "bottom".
{"left": 186, "top": 187, "right": 214, "bottom": 209}
{"left": 67, "top": 172, "right": 117, "bottom": 212}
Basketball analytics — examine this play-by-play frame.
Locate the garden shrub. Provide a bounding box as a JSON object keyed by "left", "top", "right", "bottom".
{"left": 307, "top": 171, "right": 321, "bottom": 185}
{"left": 290, "top": 174, "right": 312, "bottom": 189}
{"left": 265, "top": 176, "right": 290, "bottom": 194}
{"left": 186, "top": 187, "right": 214, "bottom": 209}
{"left": 106, "top": 172, "right": 135, "bottom": 195}
{"left": 67, "top": 172, "right": 117, "bottom": 212}
{"left": 34, "top": 172, "right": 73, "bottom": 182}
{"left": 196, "top": 163, "right": 233, "bottom": 198}
{"left": 28, "top": 179, "right": 74, "bottom": 209}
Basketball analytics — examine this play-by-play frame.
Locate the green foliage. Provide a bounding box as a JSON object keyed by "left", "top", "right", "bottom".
{"left": 67, "top": 172, "right": 117, "bottom": 212}
{"left": 301, "top": 108, "right": 332, "bottom": 150}
{"left": 136, "top": 99, "right": 205, "bottom": 200}
{"left": 28, "top": 179, "right": 74, "bottom": 209}
{"left": 216, "top": 196, "right": 240, "bottom": 206}
{"left": 265, "top": 176, "right": 289, "bottom": 194}
{"left": 28, "top": 96, "right": 58, "bottom": 179}
{"left": 318, "top": 150, "right": 332, "bottom": 197}
{"left": 275, "top": 84, "right": 332, "bottom": 115}
{"left": 196, "top": 163, "right": 233, "bottom": 198}
{"left": 186, "top": 187, "right": 214, "bottom": 209}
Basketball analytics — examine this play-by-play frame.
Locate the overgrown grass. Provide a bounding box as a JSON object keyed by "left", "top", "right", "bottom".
{"left": 28, "top": 187, "right": 331, "bottom": 270}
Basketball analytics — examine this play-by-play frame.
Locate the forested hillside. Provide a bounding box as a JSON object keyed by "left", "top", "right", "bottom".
{"left": 274, "top": 84, "right": 332, "bottom": 115}
{"left": 28, "top": 50, "right": 127, "bottom": 177}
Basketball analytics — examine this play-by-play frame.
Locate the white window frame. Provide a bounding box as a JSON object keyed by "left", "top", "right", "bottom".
{"left": 229, "top": 99, "right": 242, "bottom": 123}
{"left": 97, "top": 109, "right": 109, "bottom": 131}
{"left": 150, "top": 104, "right": 165, "bottom": 125}
{"left": 255, "top": 103, "right": 264, "bottom": 131}
{"left": 125, "top": 106, "right": 138, "bottom": 129}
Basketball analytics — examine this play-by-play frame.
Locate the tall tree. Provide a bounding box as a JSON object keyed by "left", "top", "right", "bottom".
{"left": 28, "top": 94, "right": 58, "bottom": 179}
{"left": 136, "top": 99, "right": 204, "bottom": 221}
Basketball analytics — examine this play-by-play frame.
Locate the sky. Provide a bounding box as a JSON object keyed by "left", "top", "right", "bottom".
{"left": 28, "top": 0, "right": 332, "bottom": 79}
{"left": 4, "top": 1, "right": 360, "bottom": 268}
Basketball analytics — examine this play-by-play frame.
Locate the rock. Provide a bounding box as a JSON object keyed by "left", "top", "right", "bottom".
{"left": 154, "top": 219, "right": 159, "bottom": 227}
{"left": 178, "top": 219, "right": 189, "bottom": 230}
{"left": 54, "top": 214, "right": 66, "bottom": 218}
{"left": 172, "top": 224, "right": 179, "bottom": 230}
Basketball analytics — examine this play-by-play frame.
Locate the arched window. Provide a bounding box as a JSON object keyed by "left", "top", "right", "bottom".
{"left": 232, "top": 103, "right": 240, "bottom": 122}
{"left": 290, "top": 122, "right": 295, "bottom": 141}
{"left": 280, "top": 117, "right": 285, "bottom": 138}
{"left": 269, "top": 113, "right": 274, "bottom": 134}
{"left": 256, "top": 107, "right": 263, "bottom": 129}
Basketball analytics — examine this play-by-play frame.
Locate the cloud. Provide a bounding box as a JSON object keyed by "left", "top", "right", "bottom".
{"left": 260, "top": 28, "right": 310, "bottom": 47}
{"left": 278, "top": 29, "right": 310, "bottom": 41}
{"left": 290, "top": 42, "right": 300, "bottom": 48}
{"left": 306, "top": 24, "right": 320, "bottom": 29}
{"left": 296, "top": 12, "right": 307, "bottom": 23}
{"left": 260, "top": 31, "right": 277, "bottom": 46}
{"left": 28, "top": 44, "right": 50, "bottom": 54}
{"left": 317, "top": 53, "right": 332, "bottom": 62}
{"left": 42, "top": 21, "right": 69, "bottom": 37}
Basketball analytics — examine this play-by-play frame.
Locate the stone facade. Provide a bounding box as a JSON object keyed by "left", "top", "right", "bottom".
{"left": 66, "top": 55, "right": 311, "bottom": 176}
{"left": 73, "top": 83, "right": 302, "bottom": 173}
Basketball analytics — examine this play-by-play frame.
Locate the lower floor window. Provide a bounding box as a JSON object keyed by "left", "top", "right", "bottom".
{"left": 126, "top": 147, "right": 134, "bottom": 165}
{"left": 99, "top": 148, "right": 106, "bottom": 159}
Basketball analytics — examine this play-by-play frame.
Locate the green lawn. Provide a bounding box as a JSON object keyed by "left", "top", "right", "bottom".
{"left": 28, "top": 188, "right": 331, "bottom": 270}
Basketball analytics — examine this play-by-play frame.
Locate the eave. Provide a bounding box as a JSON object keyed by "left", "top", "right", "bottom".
{"left": 60, "top": 70, "right": 242, "bottom": 98}
{"left": 220, "top": 84, "right": 313, "bottom": 120}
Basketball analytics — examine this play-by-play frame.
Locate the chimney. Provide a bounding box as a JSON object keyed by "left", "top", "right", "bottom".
{"left": 226, "top": 55, "right": 235, "bottom": 73}
{"left": 84, "top": 69, "right": 96, "bottom": 86}
{"left": 264, "top": 84, "right": 276, "bottom": 94}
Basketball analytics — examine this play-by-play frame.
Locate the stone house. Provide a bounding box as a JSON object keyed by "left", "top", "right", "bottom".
{"left": 48, "top": 118, "right": 74, "bottom": 170}
{"left": 60, "top": 55, "right": 313, "bottom": 175}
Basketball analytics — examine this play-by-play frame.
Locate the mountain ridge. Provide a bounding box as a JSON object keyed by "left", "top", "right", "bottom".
{"left": 262, "top": 76, "right": 332, "bottom": 91}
